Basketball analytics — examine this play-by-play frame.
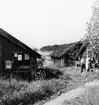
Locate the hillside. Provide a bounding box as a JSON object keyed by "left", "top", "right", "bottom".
{"left": 40, "top": 42, "right": 77, "bottom": 52}
{"left": 40, "top": 45, "right": 59, "bottom": 51}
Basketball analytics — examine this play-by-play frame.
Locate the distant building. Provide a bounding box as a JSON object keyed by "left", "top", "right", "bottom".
{"left": 74, "top": 42, "right": 89, "bottom": 60}
{"left": 74, "top": 42, "right": 98, "bottom": 61}
{"left": 50, "top": 41, "right": 82, "bottom": 66}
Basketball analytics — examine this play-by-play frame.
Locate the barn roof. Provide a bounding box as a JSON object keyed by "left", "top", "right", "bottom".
{"left": 50, "top": 41, "right": 81, "bottom": 59}
{"left": 74, "top": 42, "right": 89, "bottom": 60}
{"left": 0, "top": 28, "right": 41, "bottom": 58}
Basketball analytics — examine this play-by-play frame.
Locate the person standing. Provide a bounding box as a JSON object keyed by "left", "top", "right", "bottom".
{"left": 81, "top": 58, "right": 85, "bottom": 73}
{"left": 86, "top": 57, "right": 90, "bottom": 72}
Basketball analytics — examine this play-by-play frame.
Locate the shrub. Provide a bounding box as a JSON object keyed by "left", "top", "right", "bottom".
{"left": 0, "top": 78, "right": 68, "bottom": 105}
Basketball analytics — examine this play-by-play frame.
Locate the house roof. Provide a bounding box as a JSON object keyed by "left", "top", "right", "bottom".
{"left": 74, "top": 42, "right": 89, "bottom": 60}
{"left": 50, "top": 41, "right": 81, "bottom": 59}
{"left": 0, "top": 28, "right": 41, "bottom": 58}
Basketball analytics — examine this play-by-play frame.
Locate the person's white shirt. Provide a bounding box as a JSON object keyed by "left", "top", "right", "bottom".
{"left": 81, "top": 58, "right": 84, "bottom": 64}
{"left": 86, "top": 57, "right": 90, "bottom": 70}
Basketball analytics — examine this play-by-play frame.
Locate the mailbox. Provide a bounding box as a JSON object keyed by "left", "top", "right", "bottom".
{"left": 5, "top": 60, "right": 12, "bottom": 69}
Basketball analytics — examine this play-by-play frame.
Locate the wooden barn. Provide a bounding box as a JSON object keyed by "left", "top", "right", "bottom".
{"left": 74, "top": 41, "right": 99, "bottom": 68}
{"left": 50, "top": 41, "right": 82, "bottom": 66}
{"left": 74, "top": 42, "right": 89, "bottom": 60}
{"left": 0, "top": 28, "right": 41, "bottom": 79}
{"left": 74, "top": 42, "right": 99, "bottom": 61}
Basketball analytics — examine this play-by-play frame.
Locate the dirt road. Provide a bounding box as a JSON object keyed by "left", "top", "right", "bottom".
{"left": 43, "top": 79, "right": 99, "bottom": 105}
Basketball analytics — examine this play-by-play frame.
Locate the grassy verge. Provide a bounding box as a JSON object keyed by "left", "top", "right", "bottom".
{"left": 64, "top": 85, "right": 99, "bottom": 105}
{"left": 60, "top": 66, "right": 99, "bottom": 90}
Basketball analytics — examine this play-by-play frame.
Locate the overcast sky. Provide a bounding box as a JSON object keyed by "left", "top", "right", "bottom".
{"left": 0, "top": 0, "right": 94, "bottom": 48}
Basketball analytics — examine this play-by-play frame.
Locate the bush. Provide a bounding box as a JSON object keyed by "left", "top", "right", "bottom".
{"left": 0, "top": 78, "right": 68, "bottom": 105}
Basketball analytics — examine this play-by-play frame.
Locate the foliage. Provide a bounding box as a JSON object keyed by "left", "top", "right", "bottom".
{"left": 84, "top": 0, "right": 99, "bottom": 53}
{"left": 0, "top": 78, "right": 68, "bottom": 105}
{"left": 40, "top": 45, "right": 59, "bottom": 51}
{"left": 40, "top": 42, "right": 77, "bottom": 52}
{"left": 37, "top": 57, "right": 45, "bottom": 68}
{"left": 32, "top": 47, "right": 38, "bottom": 52}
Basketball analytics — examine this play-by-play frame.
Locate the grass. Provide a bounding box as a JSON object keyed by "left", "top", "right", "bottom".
{"left": 0, "top": 66, "right": 99, "bottom": 105}
{"left": 0, "top": 78, "right": 69, "bottom": 105}
{"left": 59, "top": 66, "right": 99, "bottom": 91}
{"left": 64, "top": 85, "right": 99, "bottom": 105}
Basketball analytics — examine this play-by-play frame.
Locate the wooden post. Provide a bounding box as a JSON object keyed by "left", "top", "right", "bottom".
{"left": 91, "top": 48, "right": 95, "bottom": 63}
{"left": 87, "top": 49, "right": 89, "bottom": 58}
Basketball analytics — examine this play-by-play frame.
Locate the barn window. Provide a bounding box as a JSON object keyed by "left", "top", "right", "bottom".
{"left": 24, "top": 54, "right": 29, "bottom": 60}
{"left": 14, "top": 53, "right": 17, "bottom": 57}
{"left": 12, "top": 52, "right": 30, "bottom": 70}
{"left": 18, "top": 54, "right": 22, "bottom": 61}
{"left": 12, "top": 52, "right": 30, "bottom": 62}
{"left": 12, "top": 52, "right": 23, "bottom": 62}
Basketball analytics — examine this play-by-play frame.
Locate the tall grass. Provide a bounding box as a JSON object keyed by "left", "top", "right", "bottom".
{"left": 0, "top": 78, "right": 68, "bottom": 105}
{"left": 0, "top": 66, "right": 98, "bottom": 105}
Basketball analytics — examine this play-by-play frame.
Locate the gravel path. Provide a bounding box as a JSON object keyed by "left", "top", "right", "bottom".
{"left": 43, "top": 79, "right": 99, "bottom": 105}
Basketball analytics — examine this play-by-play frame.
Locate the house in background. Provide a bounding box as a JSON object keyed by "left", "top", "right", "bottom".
{"left": 50, "top": 41, "right": 82, "bottom": 66}
{"left": 0, "top": 28, "right": 41, "bottom": 79}
{"left": 74, "top": 42, "right": 99, "bottom": 62}
{"left": 74, "top": 42, "right": 89, "bottom": 60}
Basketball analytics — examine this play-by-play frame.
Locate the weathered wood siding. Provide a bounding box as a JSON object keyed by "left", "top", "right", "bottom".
{"left": 0, "top": 34, "right": 34, "bottom": 74}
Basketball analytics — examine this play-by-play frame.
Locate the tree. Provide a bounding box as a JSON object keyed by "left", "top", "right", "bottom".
{"left": 37, "top": 57, "right": 45, "bottom": 68}
{"left": 32, "top": 47, "right": 38, "bottom": 52}
{"left": 84, "top": 0, "right": 99, "bottom": 54}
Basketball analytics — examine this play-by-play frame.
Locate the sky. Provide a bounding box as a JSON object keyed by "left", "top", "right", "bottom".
{"left": 0, "top": 0, "right": 94, "bottom": 48}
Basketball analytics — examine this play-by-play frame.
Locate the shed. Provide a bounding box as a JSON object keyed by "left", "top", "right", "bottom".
{"left": 0, "top": 28, "right": 41, "bottom": 79}
{"left": 50, "top": 41, "right": 82, "bottom": 66}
